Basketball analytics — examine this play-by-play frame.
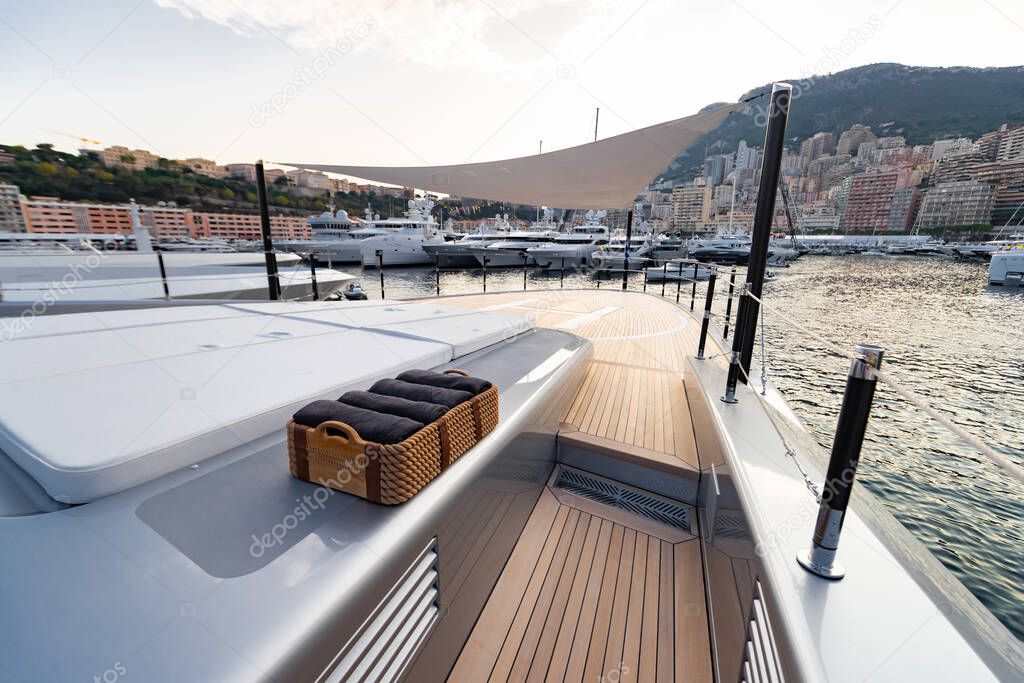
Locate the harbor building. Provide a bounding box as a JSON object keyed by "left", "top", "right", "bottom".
{"left": 0, "top": 184, "right": 26, "bottom": 231}
{"left": 670, "top": 183, "right": 711, "bottom": 232}
{"left": 918, "top": 180, "right": 997, "bottom": 229}
{"left": 193, "top": 212, "right": 310, "bottom": 241}
{"left": 140, "top": 205, "right": 199, "bottom": 239}
{"left": 840, "top": 170, "right": 903, "bottom": 233}
{"left": 997, "top": 125, "right": 1024, "bottom": 161}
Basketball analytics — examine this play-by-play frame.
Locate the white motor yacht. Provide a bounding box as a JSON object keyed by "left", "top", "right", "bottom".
{"left": 422, "top": 215, "right": 513, "bottom": 267}
{"left": 525, "top": 209, "right": 610, "bottom": 268}
{"left": 468, "top": 211, "right": 559, "bottom": 267}
{"left": 590, "top": 230, "right": 653, "bottom": 271}
{"left": 988, "top": 238, "right": 1024, "bottom": 286}
{"left": 276, "top": 203, "right": 359, "bottom": 263}
{"left": 360, "top": 197, "right": 446, "bottom": 267}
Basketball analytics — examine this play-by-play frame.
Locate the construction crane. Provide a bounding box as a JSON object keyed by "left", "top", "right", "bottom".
{"left": 39, "top": 129, "right": 102, "bottom": 146}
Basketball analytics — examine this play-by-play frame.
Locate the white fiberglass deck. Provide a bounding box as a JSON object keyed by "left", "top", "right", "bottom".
{"left": 0, "top": 301, "right": 532, "bottom": 503}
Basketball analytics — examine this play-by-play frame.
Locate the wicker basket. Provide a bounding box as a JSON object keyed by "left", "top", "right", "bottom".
{"left": 443, "top": 369, "right": 500, "bottom": 440}
{"left": 288, "top": 419, "right": 445, "bottom": 505}
{"left": 287, "top": 372, "right": 498, "bottom": 504}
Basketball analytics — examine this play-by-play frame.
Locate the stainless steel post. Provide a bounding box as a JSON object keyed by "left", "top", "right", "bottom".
{"left": 797, "top": 344, "right": 884, "bottom": 580}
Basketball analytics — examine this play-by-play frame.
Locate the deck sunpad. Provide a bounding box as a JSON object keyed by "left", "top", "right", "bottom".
{"left": 0, "top": 301, "right": 532, "bottom": 503}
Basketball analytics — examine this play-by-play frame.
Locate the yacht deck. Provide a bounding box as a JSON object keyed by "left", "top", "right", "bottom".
{"left": 427, "top": 289, "right": 727, "bottom": 478}
{"left": 432, "top": 290, "right": 726, "bottom": 682}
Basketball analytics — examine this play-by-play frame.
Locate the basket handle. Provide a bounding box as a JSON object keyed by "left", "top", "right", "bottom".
{"left": 444, "top": 369, "right": 469, "bottom": 376}
{"left": 314, "top": 420, "right": 364, "bottom": 444}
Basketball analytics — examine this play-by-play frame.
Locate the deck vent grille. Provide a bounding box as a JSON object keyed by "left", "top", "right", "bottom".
{"left": 321, "top": 537, "right": 439, "bottom": 683}
{"left": 713, "top": 512, "right": 750, "bottom": 540}
{"left": 554, "top": 467, "right": 692, "bottom": 530}
{"left": 740, "top": 580, "right": 786, "bottom": 683}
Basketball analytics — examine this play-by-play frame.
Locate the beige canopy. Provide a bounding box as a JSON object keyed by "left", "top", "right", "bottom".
{"left": 282, "top": 102, "right": 742, "bottom": 209}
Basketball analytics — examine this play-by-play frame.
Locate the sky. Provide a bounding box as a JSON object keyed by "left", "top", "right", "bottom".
{"left": 2, "top": 0, "right": 1022, "bottom": 170}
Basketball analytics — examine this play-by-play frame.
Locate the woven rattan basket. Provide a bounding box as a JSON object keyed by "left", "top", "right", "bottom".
{"left": 443, "top": 369, "right": 500, "bottom": 440}
{"left": 287, "top": 371, "right": 498, "bottom": 504}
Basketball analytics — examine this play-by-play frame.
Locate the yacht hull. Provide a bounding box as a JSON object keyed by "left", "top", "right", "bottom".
{"left": 988, "top": 249, "right": 1024, "bottom": 285}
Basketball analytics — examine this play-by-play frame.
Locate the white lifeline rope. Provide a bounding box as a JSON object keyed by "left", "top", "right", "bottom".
{"left": 743, "top": 290, "right": 1024, "bottom": 487}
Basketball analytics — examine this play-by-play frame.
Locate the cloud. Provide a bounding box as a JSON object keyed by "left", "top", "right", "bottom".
{"left": 153, "top": 0, "right": 639, "bottom": 70}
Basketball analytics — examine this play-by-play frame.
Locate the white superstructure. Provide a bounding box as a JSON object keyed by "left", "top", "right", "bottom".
{"left": 526, "top": 209, "right": 610, "bottom": 268}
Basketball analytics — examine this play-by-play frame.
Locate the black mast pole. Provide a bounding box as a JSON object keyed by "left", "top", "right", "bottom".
{"left": 622, "top": 209, "right": 633, "bottom": 290}
{"left": 724, "top": 83, "right": 791, "bottom": 399}
{"left": 255, "top": 160, "right": 280, "bottom": 300}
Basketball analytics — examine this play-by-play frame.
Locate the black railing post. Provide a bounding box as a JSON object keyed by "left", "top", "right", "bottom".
{"left": 255, "top": 160, "right": 280, "bottom": 300}
{"left": 309, "top": 255, "right": 319, "bottom": 301}
{"left": 643, "top": 267, "right": 648, "bottom": 292}
{"left": 690, "top": 261, "right": 699, "bottom": 310}
{"left": 376, "top": 250, "right": 384, "bottom": 299}
{"left": 661, "top": 263, "right": 667, "bottom": 296}
{"left": 156, "top": 251, "right": 170, "bottom": 300}
{"left": 798, "top": 344, "right": 884, "bottom": 580}
{"left": 675, "top": 269, "right": 682, "bottom": 303}
{"left": 723, "top": 267, "right": 737, "bottom": 340}
{"left": 435, "top": 255, "right": 440, "bottom": 296}
{"left": 482, "top": 256, "right": 488, "bottom": 293}
{"left": 722, "top": 284, "right": 747, "bottom": 404}
{"left": 622, "top": 209, "right": 633, "bottom": 291}
{"left": 696, "top": 270, "right": 717, "bottom": 359}
{"left": 522, "top": 252, "right": 528, "bottom": 291}
{"left": 560, "top": 257, "right": 565, "bottom": 289}
{"left": 730, "top": 82, "right": 791, "bottom": 390}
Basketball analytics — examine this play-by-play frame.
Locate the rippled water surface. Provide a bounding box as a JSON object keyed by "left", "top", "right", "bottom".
{"left": 347, "top": 256, "right": 1024, "bottom": 638}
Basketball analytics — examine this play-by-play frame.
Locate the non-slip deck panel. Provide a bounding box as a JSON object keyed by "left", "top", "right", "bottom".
{"left": 449, "top": 489, "right": 712, "bottom": 682}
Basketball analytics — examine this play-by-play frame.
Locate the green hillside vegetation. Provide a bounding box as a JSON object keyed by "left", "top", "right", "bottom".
{"left": 660, "top": 63, "right": 1024, "bottom": 183}
{"left": 0, "top": 143, "right": 376, "bottom": 217}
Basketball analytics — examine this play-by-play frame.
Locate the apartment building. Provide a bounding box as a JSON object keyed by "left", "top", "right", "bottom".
{"left": 0, "top": 184, "right": 26, "bottom": 231}
{"left": 670, "top": 184, "right": 711, "bottom": 231}
{"left": 193, "top": 212, "right": 310, "bottom": 241}
{"left": 918, "top": 180, "right": 997, "bottom": 229}
{"left": 99, "top": 146, "right": 160, "bottom": 171}
{"left": 839, "top": 171, "right": 901, "bottom": 233}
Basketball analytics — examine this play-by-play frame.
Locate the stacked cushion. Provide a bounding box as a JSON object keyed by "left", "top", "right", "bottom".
{"left": 292, "top": 400, "right": 423, "bottom": 444}
{"left": 368, "top": 378, "right": 473, "bottom": 409}
{"left": 396, "top": 369, "right": 493, "bottom": 395}
{"left": 338, "top": 390, "right": 448, "bottom": 425}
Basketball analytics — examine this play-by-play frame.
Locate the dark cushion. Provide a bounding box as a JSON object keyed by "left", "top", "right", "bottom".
{"left": 338, "top": 390, "right": 448, "bottom": 425}
{"left": 396, "top": 369, "right": 492, "bottom": 395}
{"left": 369, "top": 378, "right": 473, "bottom": 409}
{"left": 293, "top": 400, "right": 424, "bottom": 444}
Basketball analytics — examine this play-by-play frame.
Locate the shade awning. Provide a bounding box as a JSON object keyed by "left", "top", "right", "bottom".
{"left": 282, "top": 102, "right": 742, "bottom": 209}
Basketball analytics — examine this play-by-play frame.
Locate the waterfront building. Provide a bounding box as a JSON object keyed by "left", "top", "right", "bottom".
{"left": 799, "top": 132, "right": 836, "bottom": 166}
{"left": 837, "top": 124, "right": 877, "bottom": 156}
{"left": 996, "top": 125, "right": 1024, "bottom": 161}
{"left": 887, "top": 188, "right": 921, "bottom": 231}
{"left": 141, "top": 205, "right": 198, "bottom": 239}
{"left": 918, "top": 180, "right": 996, "bottom": 229}
{"left": 931, "top": 137, "right": 974, "bottom": 161}
{"left": 670, "top": 183, "right": 711, "bottom": 232}
{"left": 840, "top": 170, "right": 903, "bottom": 233}
{"left": 99, "top": 146, "right": 160, "bottom": 172}
{"left": 286, "top": 170, "right": 333, "bottom": 191}
{"left": 193, "top": 212, "right": 310, "bottom": 241}
{"left": 21, "top": 196, "right": 86, "bottom": 233}
{"left": 0, "top": 184, "right": 26, "bottom": 231}
{"left": 734, "top": 140, "right": 759, "bottom": 172}
{"left": 970, "top": 159, "right": 1024, "bottom": 225}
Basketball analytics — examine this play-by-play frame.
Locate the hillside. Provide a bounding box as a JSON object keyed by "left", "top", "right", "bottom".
{"left": 0, "top": 144, "right": 372, "bottom": 217}
{"left": 659, "top": 63, "right": 1024, "bottom": 183}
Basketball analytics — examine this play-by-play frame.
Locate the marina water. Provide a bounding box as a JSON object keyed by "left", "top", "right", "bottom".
{"left": 342, "top": 255, "right": 1024, "bottom": 639}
